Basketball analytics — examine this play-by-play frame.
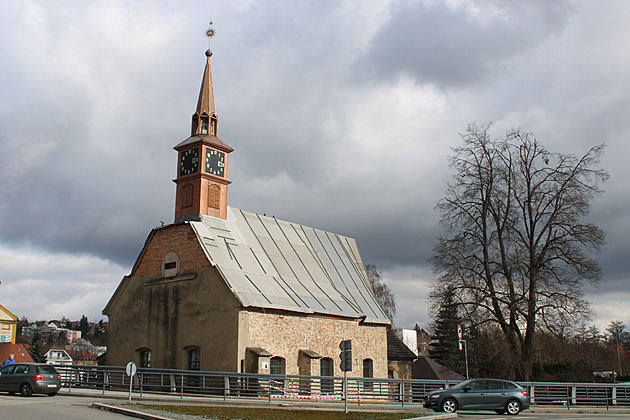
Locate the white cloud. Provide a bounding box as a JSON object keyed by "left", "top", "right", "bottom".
{"left": 0, "top": 244, "right": 125, "bottom": 321}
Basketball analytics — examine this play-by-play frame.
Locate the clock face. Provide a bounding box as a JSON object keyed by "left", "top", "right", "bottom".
{"left": 179, "top": 147, "right": 199, "bottom": 176}
{"left": 205, "top": 148, "right": 225, "bottom": 177}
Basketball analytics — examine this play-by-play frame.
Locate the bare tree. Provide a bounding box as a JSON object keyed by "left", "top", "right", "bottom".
{"left": 432, "top": 123, "right": 607, "bottom": 380}
{"left": 365, "top": 264, "right": 397, "bottom": 322}
{"left": 607, "top": 320, "right": 629, "bottom": 377}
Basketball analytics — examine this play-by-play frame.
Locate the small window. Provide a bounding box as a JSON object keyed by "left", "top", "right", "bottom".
{"left": 137, "top": 348, "right": 152, "bottom": 368}
{"left": 182, "top": 184, "right": 194, "bottom": 208}
{"left": 320, "top": 357, "right": 334, "bottom": 393}
{"left": 270, "top": 357, "right": 285, "bottom": 375}
{"left": 362, "top": 359, "right": 373, "bottom": 378}
{"left": 187, "top": 348, "right": 201, "bottom": 371}
{"left": 200, "top": 117, "right": 209, "bottom": 134}
{"left": 208, "top": 184, "right": 221, "bottom": 209}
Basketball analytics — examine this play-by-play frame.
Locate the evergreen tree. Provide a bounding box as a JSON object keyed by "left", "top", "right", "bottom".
{"left": 429, "top": 286, "right": 464, "bottom": 374}
{"left": 78, "top": 315, "right": 90, "bottom": 339}
{"left": 29, "top": 332, "right": 46, "bottom": 363}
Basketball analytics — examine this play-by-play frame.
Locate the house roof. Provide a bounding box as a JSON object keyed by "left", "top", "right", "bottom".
{"left": 186, "top": 207, "right": 390, "bottom": 325}
{"left": 411, "top": 356, "right": 465, "bottom": 381}
{"left": 0, "top": 304, "right": 17, "bottom": 322}
{"left": 0, "top": 343, "right": 33, "bottom": 364}
{"left": 387, "top": 329, "right": 417, "bottom": 361}
{"left": 67, "top": 350, "right": 98, "bottom": 361}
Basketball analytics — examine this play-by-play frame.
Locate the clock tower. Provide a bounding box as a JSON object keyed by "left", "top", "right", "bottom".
{"left": 174, "top": 46, "right": 233, "bottom": 221}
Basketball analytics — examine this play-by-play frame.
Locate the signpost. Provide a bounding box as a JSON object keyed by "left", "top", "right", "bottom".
{"left": 126, "top": 362, "right": 137, "bottom": 402}
{"left": 457, "top": 325, "right": 469, "bottom": 379}
{"left": 339, "top": 340, "right": 352, "bottom": 413}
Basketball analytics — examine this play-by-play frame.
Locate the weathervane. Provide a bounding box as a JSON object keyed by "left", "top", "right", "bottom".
{"left": 205, "top": 21, "right": 215, "bottom": 53}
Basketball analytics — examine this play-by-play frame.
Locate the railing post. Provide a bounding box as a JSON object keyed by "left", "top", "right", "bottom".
{"left": 400, "top": 380, "right": 405, "bottom": 407}
{"left": 181, "top": 374, "right": 184, "bottom": 399}
{"left": 571, "top": 385, "right": 577, "bottom": 406}
{"left": 224, "top": 375, "right": 230, "bottom": 401}
{"left": 529, "top": 384, "right": 535, "bottom": 404}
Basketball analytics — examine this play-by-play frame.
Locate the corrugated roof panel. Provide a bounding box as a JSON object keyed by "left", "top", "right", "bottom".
{"left": 189, "top": 208, "right": 390, "bottom": 325}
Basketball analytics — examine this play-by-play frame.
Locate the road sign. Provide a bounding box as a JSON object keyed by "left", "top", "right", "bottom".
{"left": 339, "top": 339, "right": 352, "bottom": 372}
{"left": 457, "top": 325, "right": 463, "bottom": 340}
{"left": 126, "top": 361, "right": 137, "bottom": 377}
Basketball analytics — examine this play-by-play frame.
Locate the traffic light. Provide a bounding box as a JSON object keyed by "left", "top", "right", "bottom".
{"left": 339, "top": 339, "right": 352, "bottom": 372}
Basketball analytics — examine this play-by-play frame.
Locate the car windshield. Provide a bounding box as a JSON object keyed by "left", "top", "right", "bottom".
{"left": 451, "top": 379, "right": 474, "bottom": 390}
{"left": 37, "top": 365, "right": 58, "bottom": 374}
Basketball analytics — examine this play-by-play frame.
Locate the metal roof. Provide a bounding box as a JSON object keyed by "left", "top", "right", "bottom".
{"left": 189, "top": 207, "right": 390, "bottom": 325}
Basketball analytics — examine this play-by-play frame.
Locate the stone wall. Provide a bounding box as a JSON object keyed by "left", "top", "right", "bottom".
{"left": 243, "top": 310, "right": 388, "bottom": 378}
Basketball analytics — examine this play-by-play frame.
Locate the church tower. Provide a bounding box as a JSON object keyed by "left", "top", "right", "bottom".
{"left": 174, "top": 41, "right": 233, "bottom": 221}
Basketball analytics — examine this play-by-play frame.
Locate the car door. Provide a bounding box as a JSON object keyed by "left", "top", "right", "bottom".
{"left": 485, "top": 380, "right": 509, "bottom": 408}
{"left": 0, "top": 364, "right": 18, "bottom": 392}
{"left": 12, "top": 364, "right": 31, "bottom": 391}
{"left": 457, "top": 380, "right": 489, "bottom": 409}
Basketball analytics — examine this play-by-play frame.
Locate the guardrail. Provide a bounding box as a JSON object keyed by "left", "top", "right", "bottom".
{"left": 52, "top": 364, "right": 630, "bottom": 408}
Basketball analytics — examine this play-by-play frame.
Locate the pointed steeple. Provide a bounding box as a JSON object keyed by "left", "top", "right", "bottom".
{"left": 173, "top": 24, "right": 233, "bottom": 222}
{"left": 191, "top": 49, "right": 218, "bottom": 136}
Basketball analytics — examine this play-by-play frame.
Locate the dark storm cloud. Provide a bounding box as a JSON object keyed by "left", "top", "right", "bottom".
{"left": 356, "top": 1, "right": 573, "bottom": 88}
{"left": 1, "top": 0, "right": 629, "bottom": 329}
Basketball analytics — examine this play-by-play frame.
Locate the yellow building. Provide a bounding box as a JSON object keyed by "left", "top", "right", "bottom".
{"left": 0, "top": 304, "right": 18, "bottom": 344}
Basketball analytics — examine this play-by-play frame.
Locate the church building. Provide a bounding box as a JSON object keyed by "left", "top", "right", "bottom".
{"left": 103, "top": 42, "right": 391, "bottom": 379}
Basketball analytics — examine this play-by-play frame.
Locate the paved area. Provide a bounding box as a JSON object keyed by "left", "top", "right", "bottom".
{"left": 59, "top": 387, "right": 630, "bottom": 420}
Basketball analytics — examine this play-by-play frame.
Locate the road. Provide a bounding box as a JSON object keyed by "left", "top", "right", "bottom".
{"left": 0, "top": 394, "right": 132, "bottom": 420}
{"left": 455, "top": 410, "right": 630, "bottom": 420}
{"left": 2, "top": 392, "right": 630, "bottom": 420}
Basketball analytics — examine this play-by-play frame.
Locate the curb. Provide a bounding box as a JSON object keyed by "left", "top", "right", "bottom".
{"left": 92, "top": 403, "right": 173, "bottom": 420}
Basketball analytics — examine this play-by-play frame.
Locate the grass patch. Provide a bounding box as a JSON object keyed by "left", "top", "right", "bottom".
{"left": 134, "top": 403, "right": 422, "bottom": 420}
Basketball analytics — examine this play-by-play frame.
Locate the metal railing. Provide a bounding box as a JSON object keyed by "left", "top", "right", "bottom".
{"left": 53, "top": 364, "right": 630, "bottom": 408}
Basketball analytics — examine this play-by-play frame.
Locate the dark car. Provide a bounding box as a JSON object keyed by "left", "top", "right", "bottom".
{"left": 0, "top": 363, "right": 61, "bottom": 397}
{"left": 423, "top": 378, "right": 530, "bottom": 415}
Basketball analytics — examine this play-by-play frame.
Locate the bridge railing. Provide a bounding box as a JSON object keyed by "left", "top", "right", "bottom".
{"left": 52, "top": 364, "right": 630, "bottom": 408}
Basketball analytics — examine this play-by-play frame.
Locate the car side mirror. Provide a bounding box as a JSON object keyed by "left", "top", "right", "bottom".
{"left": 463, "top": 387, "right": 470, "bottom": 392}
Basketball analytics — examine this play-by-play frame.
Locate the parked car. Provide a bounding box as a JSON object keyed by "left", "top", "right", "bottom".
{"left": 423, "top": 378, "right": 530, "bottom": 415}
{"left": 0, "top": 363, "right": 61, "bottom": 397}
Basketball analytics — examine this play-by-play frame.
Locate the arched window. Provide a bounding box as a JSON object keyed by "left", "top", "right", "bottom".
{"left": 137, "top": 348, "right": 151, "bottom": 368}
{"left": 187, "top": 347, "right": 201, "bottom": 371}
{"left": 200, "top": 116, "right": 209, "bottom": 134}
{"left": 320, "top": 357, "right": 334, "bottom": 393}
{"left": 363, "top": 359, "right": 373, "bottom": 378}
{"left": 208, "top": 184, "right": 221, "bottom": 209}
{"left": 270, "top": 356, "right": 286, "bottom": 375}
{"left": 363, "top": 359, "right": 373, "bottom": 392}
{"left": 182, "top": 183, "right": 194, "bottom": 208}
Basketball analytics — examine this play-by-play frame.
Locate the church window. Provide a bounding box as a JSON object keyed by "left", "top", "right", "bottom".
{"left": 363, "top": 358, "right": 373, "bottom": 377}
{"left": 208, "top": 184, "right": 221, "bottom": 209}
{"left": 187, "top": 347, "right": 201, "bottom": 370}
{"left": 200, "top": 117, "right": 209, "bottom": 134}
{"left": 162, "top": 251, "right": 181, "bottom": 278}
{"left": 320, "top": 357, "right": 334, "bottom": 393}
{"left": 210, "top": 116, "right": 217, "bottom": 135}
{"left": 137, "top": 348, "right": 152, "bottom": 368}
{"left": 182, "top": 183, "right": 194, "bottom": 208}
{"left": 270, "top": 356, "right": 285, "bottom": 375}
{"left": 363, "top": 359, "right": 373, "bottom": 392}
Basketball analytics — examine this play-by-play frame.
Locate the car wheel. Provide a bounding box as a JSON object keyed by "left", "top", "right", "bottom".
{"left": 506, "top": 399, "right": 522, "bottom": 415}
{"left": 441, "top": 398, "right": 457, "bottom": 413}
{"left": 20, "top": 383, "right": 32, "bottom": 397}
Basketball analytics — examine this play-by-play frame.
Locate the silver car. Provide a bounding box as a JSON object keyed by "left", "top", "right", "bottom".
{"left": 423, "top": 378, "right": 530, "bottom": 415}
{"left": 0, "top": 363, "right": 61, "bottom": 397}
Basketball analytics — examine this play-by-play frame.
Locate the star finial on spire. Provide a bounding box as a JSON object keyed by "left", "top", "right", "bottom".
{"left": 205, "top": 21, "right": 215, "bottom": 52}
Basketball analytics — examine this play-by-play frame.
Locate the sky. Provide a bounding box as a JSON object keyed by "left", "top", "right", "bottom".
{"left": 0, "top": 0, "right": 629, "bottom": 335}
